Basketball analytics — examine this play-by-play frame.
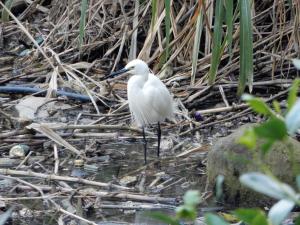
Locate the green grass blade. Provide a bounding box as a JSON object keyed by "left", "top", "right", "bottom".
{"left": 238, "top": 0, "right": 253, "bottom": 96}
{"left": 191, "top": 4, "right": 204, "bottom": 85}
{"left": 208, "top": 0, "right": 225, "bottom": 85}
{"left": 151, "top": 0, "right": 158, "bottom": 30}
{"left": 224, "top": 0, "right": 233, "bottom": 61}
{"left": 287, "top": 78, "right": 300, "bottom": 112}
{"left": 79, "top": 0, "right": 88, "bottom": 49}
{"left": 1, "top": 0, "right": 14, "bottom": 22}
{"left": 164, "top": 0, "right": 171, "bottom": 62}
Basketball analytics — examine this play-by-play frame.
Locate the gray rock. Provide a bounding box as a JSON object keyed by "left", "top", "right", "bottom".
{"left": 207, "top": 124, "right": 300, "bottom": 207}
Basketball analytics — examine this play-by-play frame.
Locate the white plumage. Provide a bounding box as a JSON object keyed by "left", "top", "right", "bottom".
{"left": 125, "top": 59, "right": 174, "bottom": 126}
{"left": 110, "top": 59, "right": 175, "bottom": 163}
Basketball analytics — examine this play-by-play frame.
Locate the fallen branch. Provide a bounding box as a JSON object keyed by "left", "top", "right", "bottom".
{"left": 5, "top": 184, "right": 177, "bottom": 204}
{"left": 0, "top": 169, "right": 130, "bottom": 191}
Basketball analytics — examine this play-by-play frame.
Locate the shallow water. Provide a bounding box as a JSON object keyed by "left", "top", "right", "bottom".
{"left": 88, "top": 141, "right": 207, "bottom": 224}
{"left": 8, "top": 139, "right": 208, "bottom": 225}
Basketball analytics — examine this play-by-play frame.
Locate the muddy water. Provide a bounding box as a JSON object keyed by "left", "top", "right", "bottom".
{"left": 86, "top": 140, "right": 207, "bottom": 224}
{"left": 11, "top": 139, "right": 207, "bottom": 225}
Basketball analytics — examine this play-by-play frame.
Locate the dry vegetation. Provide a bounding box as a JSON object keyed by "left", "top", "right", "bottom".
{"left": 0, "top": 0, "right": 299, "bottom": 224}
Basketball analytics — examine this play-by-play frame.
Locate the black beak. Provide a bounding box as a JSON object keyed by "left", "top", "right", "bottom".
{"left": 103, "top": 68, "right": 129, "bottom": 80}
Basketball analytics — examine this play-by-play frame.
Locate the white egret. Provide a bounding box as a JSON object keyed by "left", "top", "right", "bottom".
{"left": 110, "top": 59, "right": 175, "bottom": 163}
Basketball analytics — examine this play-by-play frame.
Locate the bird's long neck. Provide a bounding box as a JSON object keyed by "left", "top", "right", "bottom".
{"left": 128, "top": 73, "right": 149, "bottom": 92}
{"left": 137, "top": 73, "right": 149, "bottom": 86}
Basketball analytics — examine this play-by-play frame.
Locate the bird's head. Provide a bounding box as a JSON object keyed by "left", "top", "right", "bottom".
{"left": 108, "top": 59, "right": 150, "bottom": 78}
{"left": 125, "top": 59, "right": 150, "bottom": 76}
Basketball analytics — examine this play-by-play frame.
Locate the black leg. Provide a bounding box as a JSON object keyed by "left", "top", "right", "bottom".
{"left": 142, "top": 127, "right": 147, "bottom": 164}
{"left": 157, "top": 122, "right": 161, "bottom": 158}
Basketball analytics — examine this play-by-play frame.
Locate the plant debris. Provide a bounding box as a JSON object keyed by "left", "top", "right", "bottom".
{"left": 0, "top": 0, "right": 298, "bottom": 224}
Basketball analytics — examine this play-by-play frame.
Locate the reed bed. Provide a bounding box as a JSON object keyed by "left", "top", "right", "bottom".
{"left": 0, "top": 0, "right": 298, "bottom": 224}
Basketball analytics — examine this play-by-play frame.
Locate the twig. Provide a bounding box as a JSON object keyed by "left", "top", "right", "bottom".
{"left": 16, "top": 151, "right": 33, "bottom": 169}
{"left": 53, "top": 144, "right": 59, "bottom": 174}
{"left": 0, "top": 175, "right": 48, "bottom": 203}
{"left": 0, "top": 169, "right": 131, "bottom": 190}
{"left": 195, "top": 103, "right": 248, "bottom": 115}
{"left": 180, "top": 88, "right": 290, "bottom": 136}
{"left": 48, "top": 124, "right": 143, "bottom": 134}
{"left": 50, "top": 199, "right": 98, "bottom": 225}
{"left": 5, "top": 184, "right": 177, "bottom": 204}
{"left": 176, "top": 145, "right": 210, "bottom": 157}
{"left": 219, "top": 85, "right": 229, "bottom": 107}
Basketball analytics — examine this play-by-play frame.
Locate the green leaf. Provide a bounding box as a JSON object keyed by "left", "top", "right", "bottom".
{"left": 146, "top": 212, "right": 180, "bottom": 225}
{"left": 1, "top": 0, "right": 14, "bottom": 22}
{"left": 238, "top": 128, "right": 257, "bottom": 150}
{"left": 272, "top": 100, "right": 281, "bottom": 114}
{"left": 285, "top": 99, "right": 300, "bottom": 135}
{"left": 287, "top": 78, "right": 300, "bottom": 112}
{"left": 240, "top": 172, "right": 296, "bottom": 200}
{"left": 175, "top": 190, "right": 201, "bottom": 220}
{"left": 268, "top": 199, "right": 295, "bottom": 225}
{"left": 234, "top": 208, "right": 268, "bottom": 225}
{"left": 295, "top": 214, "right": 300, "bottom": 225}
{"left": 238, "top": 0, "right": 253, "bottom": 95}
{"left": 253, "top": 117, "right": 287, "bottom": 141}
{"left": 260, "top": 139, "right": 274, "bottom": 155}
{"left": 208, "top": 0, "right": 225, "bottom": 85}
{"left": 205, "top": 213, "right": 230, "bottom": 225}
{"left": 242, "top": 94, "right": 274, "bottom": 116}
{"left": 175, "top": 205, "right": 197, "bottom": 220}
{"left": 79, "top": 0, "right": 88, "bottom": 48}
{"left": 183, "top": 190, "right": 202, "bottom": 206}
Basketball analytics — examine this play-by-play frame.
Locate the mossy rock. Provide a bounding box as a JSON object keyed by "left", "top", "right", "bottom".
{"left": 207, "top": 124, "right": 300, "bottom": 207}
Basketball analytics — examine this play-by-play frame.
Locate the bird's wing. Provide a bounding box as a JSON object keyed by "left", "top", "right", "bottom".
{"left": 127, "top": 75, "right": 156, "bottom": 126}
{"left": 142, "top": 74, "right": 174, "bottom": 119}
